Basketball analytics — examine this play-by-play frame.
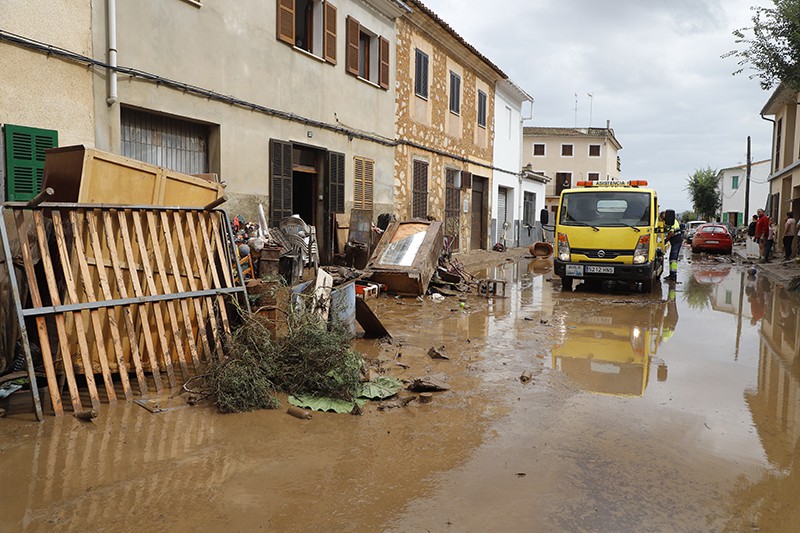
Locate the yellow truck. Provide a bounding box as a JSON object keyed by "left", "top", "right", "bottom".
{"left": 553, "top": 180, "right": 669, "bottom": 292}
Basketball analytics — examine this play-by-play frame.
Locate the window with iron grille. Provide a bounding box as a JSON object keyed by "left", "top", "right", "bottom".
{"left": 412, "top": 160, "right": 428, "bottom": 218}
{"left": 445, "top": 168, "right": 461, "bottom": 249}
{"left": 353, "top": 156, "right": 374, "bottom": 210}
{"left": 121, "top": 107, "right": 209, "bottom": 174}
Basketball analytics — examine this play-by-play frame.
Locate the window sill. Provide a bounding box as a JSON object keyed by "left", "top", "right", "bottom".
{"left": 293, "top": 46, "right": 328, "bottom": 64}
{"left": 477, "top": 123, "right": 486, "bottom": 130}
{"left": 415, "top": 93, "right": 429, "bottom": 101}
{"left": 355, "top": 75, "right": 384, "bottom": 90}
{"left": 180, "top": 0, "right": 202, "bottom": 7}
{"left": 449, "top": 110, "right": 461, "bottom": 117}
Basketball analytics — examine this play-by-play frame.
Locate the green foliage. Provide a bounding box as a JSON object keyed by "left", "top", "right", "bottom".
{"left": 209, "top": 302, "right": 362, "bottom": 413}
{"left": 211, "top": 354, "right": 280, "bottom": 413}
{"left": 288, "top": 395, "right": 367, "bottom": 414}
{"left": 724, "top": 1, "right": 800, "bottom": 90}
{"left": 685, "top": 167, "right": 721, "bottom": 221}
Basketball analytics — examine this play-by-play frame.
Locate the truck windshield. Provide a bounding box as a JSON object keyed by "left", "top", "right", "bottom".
{"left": 559, "top": 191, "right": 651, "bottom": 227}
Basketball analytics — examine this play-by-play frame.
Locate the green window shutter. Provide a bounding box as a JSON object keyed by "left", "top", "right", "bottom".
{"left": 4, "top": 124, "right": 58, "bottom": 201}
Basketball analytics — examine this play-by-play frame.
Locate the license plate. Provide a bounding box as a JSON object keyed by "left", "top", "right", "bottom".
{"left": 586, "top": 265, "right": 614, "bottom": 274}
{"left": 706, "top": 240, "right": 719, "bottom": 244}
{"left": 565, "top": 264, "right": 584, "bottom": 277}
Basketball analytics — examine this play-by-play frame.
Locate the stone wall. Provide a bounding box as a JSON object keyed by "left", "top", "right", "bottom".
{"left": 394, "top": 17, "right": 498, "bottom": 251}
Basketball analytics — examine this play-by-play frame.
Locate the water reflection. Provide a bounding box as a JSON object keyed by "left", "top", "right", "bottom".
{"left": 727, "top": 277, "right": 800, "bottom": 530}
{"left": 551, "top": 292, "right": 677, "bottom": 396}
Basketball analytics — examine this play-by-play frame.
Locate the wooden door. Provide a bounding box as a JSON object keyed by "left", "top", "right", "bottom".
{"left": 471, "top": 176, "right": 487, "bottom": 250}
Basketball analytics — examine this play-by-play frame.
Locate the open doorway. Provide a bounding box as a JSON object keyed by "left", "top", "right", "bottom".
{"left": 270, "top": 139, "right": 345, "bottom": 263}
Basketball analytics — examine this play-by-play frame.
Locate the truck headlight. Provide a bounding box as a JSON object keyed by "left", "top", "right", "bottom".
{"left": 633, "top": 234, "right": 650, "bottom": 264}
{"left": 557, "top": 232, "right": 570, "bottom": 261}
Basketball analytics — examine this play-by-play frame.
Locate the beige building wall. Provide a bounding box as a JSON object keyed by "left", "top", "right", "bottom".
{"left": 394, "top": 12, "right": 503, "bottom": 251}
{"left": 0, "top": 2, "right": 95, "bottom": 148}
{"left": 89, "top": 0, "right": 400, "bottom": 218}
{"left": 762, "top": 85, "right": 800, "bottom": 254}
{"left": 522, "top": 127, "right": 622, "bottom": 212}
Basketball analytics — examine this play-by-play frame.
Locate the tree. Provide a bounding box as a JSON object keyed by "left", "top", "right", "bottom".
{"left": 685, "top": 167, "right": 721, "bottom": 221}
{"left": 724, "top": 1, "right": 800, "bottom": 90}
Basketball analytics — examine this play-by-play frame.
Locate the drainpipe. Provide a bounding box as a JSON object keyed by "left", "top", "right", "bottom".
{"left": 107, "top": 0, "right": 118, "bottom": 105}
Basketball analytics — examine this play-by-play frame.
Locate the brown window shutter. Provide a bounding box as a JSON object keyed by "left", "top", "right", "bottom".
{"left": 277, "top": 0, "right": 295, "bottom": 46}
{"left": 412, "top": 160, "right": 428, "bottom": 218}
{"left": 460, "top": 171, "right": 472, "bottom": 190}
{"left": 270, "top": 139, "right": 293, "bottom": 225}
{"left": 324, "top": 2, "right": 337, "bottom": 64}
{"left": 328, "top": 151, "right": 345, "bottom": 213}
{"left": 378, "top": 36, "right": 390, "bottom": 89}
{"left": 345, "top": 16, "right": 360, "bottom": 76}
{"left": 354, "top": 157, "right": 365, "bottom": 210}
{"left": 364, "top": 159, "right": 374, "bottom": 209}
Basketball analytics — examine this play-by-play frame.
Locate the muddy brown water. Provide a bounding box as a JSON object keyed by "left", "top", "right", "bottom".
{"left": 1, "top": 255, "right": 799, "bottom": 532}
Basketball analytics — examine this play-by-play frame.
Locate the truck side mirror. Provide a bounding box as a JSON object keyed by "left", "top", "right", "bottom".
{"left": 664, "top": 209, "right": 675, "bottom": 227}
{"left": 540, "top": 209, "right": 549, "bottom": 225}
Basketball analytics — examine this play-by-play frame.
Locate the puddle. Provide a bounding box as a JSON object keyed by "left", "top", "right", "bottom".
{"left": 1, "top": 256, "right": 799, "bottom": 532}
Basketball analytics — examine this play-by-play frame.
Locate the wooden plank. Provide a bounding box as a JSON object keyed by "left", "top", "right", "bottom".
{"left": 145, "top": 211, "right": 191, "bottom": 380}
{"left": 171, "top": 211, "right": 213, "bottom": 365}
{"left": 77, "top": 212, "right": 123, "bottom": 402}
{"left": 30, "top": 211, "right": 102, "bottom": 411}
{"left": 196, "top": 213, "right": 232, "bottom": 339}
{"left": 130, "top": 211, "right": 178, "bottom": 389}
{"left": 209, "top": 214, "right": 235, "bottom": 288}
{"left": 158, "top": 211, "right": 202, "bottom": 372}
{"left": 355, "top": 297, "right": 391, "bottom": 339}
{"left": 52, "top": 211, "right": 125, "bottom": 406}
{"left": 116, "top": 210, "right": 163, "bottom": 393}
{"left": 12, "top": 211, "right": 68, "bottom": 415}
{"left": 185, "top": 212, "right": 224, "bottom": 360}
{"left": 101, "top": 210, "right": 149, "bottom": 396}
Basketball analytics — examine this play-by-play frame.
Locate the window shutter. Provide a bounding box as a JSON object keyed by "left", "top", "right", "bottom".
{"left": 364, "top": 159, "right": 374, "bottom": 210}
{"left": 412, "top": 160, "right": 428, "bottom": 218}
{"left": 345, "top": 16, "right": 360, "bottom": 76}
{"left": 277, "top": 0, "right": 295, "bottom": 46}
{"left": 328, "top": 151, "right": 345, "bottom": 213}
{"left": 460, "top": 171, "right": 472, "bottom": 190}
{"left": 4, "top": 124, "right": 58, "bottom": 201}
{"left": 378, "top": 36, "right": 390, "bottom": 89}
{"left": 270, "top": 139, "right": 293, "bottom": 225}
{"left": 324, "top": 2, "right": 337, "bottom": 64}
{"left": 354, "top": 157, "right": 363, "bottom": 209}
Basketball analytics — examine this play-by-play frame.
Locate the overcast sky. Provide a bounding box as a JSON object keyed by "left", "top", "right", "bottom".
{"left": 421, "top": 0, "right": 775, "bottom": 212}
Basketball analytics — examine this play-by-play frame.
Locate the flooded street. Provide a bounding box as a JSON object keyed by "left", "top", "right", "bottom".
{"left": 1, "top": 254, "right": 798, "bottom": 532}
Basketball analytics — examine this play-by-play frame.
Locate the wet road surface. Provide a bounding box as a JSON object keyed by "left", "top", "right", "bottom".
{"left": 1, "top": 253, "right": 798, "bottom": 532}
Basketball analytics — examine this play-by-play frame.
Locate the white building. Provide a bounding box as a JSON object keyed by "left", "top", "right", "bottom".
{"left": 491, "top": 80, "right": 546, "bottom": 248}
{"left": 718, "top": 159, "right": 771, "bottom": 227}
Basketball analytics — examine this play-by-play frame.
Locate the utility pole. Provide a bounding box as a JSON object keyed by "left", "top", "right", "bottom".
{"left": 745, "top": 136, "right": 751, "bottom": 224}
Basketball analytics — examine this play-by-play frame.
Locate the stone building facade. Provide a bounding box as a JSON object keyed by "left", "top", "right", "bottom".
{"left": 394, "top": 1, "right": 506, "bottom": 252}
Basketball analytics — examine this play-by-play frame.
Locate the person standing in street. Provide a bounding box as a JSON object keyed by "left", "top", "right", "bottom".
{"left": 661, "top": 211, "right": 682, "bottom": 280}
{"left": 784, "top": 211, "right": 796, "bottom": 259}
{"left": 765, "top": 217, "right": 776, "bottom": 261}
{"left": 755, "top": 208, "right": 770, "bottom": 262}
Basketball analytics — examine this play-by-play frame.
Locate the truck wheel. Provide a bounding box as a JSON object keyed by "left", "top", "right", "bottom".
{"left": 561, "top": 277, "right": 573, "bottom": 291}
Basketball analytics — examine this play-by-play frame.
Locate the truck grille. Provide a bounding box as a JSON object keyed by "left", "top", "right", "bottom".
{"left": 570, "top": 249, "right": 632, "bottom": 259}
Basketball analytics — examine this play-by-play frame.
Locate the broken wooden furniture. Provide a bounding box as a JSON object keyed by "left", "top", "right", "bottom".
{"left": 364, "top": 220, "right": 443, "bottom": 296}
{"left": 41, "top": 145, "right": 223, "bottom": 206}
{"left": 0, "top": 203, "right": 248, "bottom": 420}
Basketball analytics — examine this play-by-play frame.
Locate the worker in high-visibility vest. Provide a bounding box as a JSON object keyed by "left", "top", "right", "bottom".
{"left": 660, "top": 212, "right": 682, "bottom": 280}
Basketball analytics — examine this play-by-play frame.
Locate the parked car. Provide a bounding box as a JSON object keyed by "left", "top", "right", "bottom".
{"left": 691, "top": 223, "right": 733, "bottom": 254}
{"left": 684, "top": 220, "right": 707, "bottom": 244}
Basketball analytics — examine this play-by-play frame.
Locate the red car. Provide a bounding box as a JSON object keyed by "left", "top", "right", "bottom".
{"left": 690, "top": 223, "right": 733, "bottom": 254}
